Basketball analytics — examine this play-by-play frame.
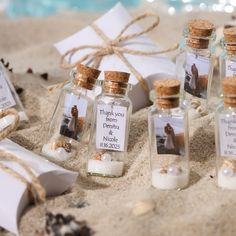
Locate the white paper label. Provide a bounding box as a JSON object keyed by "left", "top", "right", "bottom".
{"left": 0, "top": 66, "right": 16, "bottom": 110}
{"left": 96, "top": 105, "right": 127, "bottom": 151}
{"left": 226, "top": 59, "right": 236, "bottom": 76}
{"left": 219, "top": 114, "right": 236, "bottom": 157}
{"left": 154, "top": 116, "right": 184, "bottom": 155}
{"left": 184, "top": 52, "right": 209, "bottom": 99}
{"left": 60, "top": 93, "right": 88, "bottom": 141}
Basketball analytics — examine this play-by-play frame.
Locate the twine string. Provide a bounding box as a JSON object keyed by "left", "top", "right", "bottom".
{"left": 0, "top": 108, "right": 46, "bottom": 203}
{"left": 55, "top": 13, "right": 178, "bottom": 92}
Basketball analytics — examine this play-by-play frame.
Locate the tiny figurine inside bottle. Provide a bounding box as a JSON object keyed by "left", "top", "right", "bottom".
{"left": 41, "top": 64, "right": 101, "bottom": 162}
{"left": 176, "top": 19, "right": 215, "bottom": 108}
{"left": 0, "top": 61, "right": 29, "bottom": 130}
{"left": 219, "top": 27, "right": 236, "bottom": 97}
{"left": 87, "top": 71, "right": 132, "bottom": 177}
{"left": 215, "top": 77, "right": 236, "bottom": 189}
{"left": 148, "top": 79, "right": 189, "bottom": 190}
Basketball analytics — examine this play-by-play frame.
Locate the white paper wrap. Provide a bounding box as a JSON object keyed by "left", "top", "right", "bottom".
{"left": 55, "top": 2, "right": 176, "bottom": 112}
{"left": 0, "top": 139, "right": 78, "bottom": 235}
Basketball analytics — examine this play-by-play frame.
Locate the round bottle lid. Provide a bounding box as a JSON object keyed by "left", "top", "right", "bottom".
{"left": 76, "top": 63, "right": 101, "bottom": 90}
{"left": 104, "top": 71, "right": 130, "bottom": 83}
{"left": 188, "top": 19, "right": 215, "bottom": 37}
{"left": 223, "top": 27, "right": 236, "bottom": 42}
{"left": 154, "top": 79, "right": 180, "bottom": 109}
{"left": 222, "top": 77, "right": 236, "bottom": 95}
{"left": 222, "top": 77, "right": 236, "bottom": 107}
{"left": 154, "top": 79, "right": 180, "bottom": 97}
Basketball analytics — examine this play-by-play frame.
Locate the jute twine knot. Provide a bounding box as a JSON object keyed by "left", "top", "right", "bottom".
{"left": 0, "top": 108, "right": 46, "bottom": 203}
{"left": 50, "top": 13, "right": 178, "bottom": 92}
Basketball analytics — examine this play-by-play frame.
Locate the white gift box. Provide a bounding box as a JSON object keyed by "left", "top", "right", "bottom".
{"left": 55, "top": 2, "right": 175, "bottom": 112}
{"left": 0, "top": 139, "right": 78, "bottom": 235}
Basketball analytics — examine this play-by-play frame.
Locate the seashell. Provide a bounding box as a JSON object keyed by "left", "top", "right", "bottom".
{"left": 45, "top": 212, "right": 92, "bottom": 236}
{"left": 159, "top": 164, "right": 169, "bottom": 174}
{"left": 191, "top": 100, "right": 201, "bottom": 109}
{"left": 132, "top": 200, "right": 155, "bottom": 216}
{"left": 196, "top": 106, "right": 208, "bottom": 116}
{"left": 95, "top": 153, "right": 102, "bottom": 160}
{"left": 64, "top": 143, "right": 72, "bottom": 153}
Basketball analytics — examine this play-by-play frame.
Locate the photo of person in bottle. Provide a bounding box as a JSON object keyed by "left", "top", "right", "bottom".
{"left": 184, "top": 57, "right": 209, "bottom": 99}
{"left": 60, "top": 105, "right": 85, "bottom": 141}
{"left": 156, "top": 122, "right": 184, "bottom": 155}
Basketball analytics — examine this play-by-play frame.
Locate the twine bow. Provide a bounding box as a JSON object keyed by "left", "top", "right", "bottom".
{"left": 0, "top": 108, "right": 46, "bottom": 203}
{"left": 59, "top": 13, "right": 178, "bottom": 92}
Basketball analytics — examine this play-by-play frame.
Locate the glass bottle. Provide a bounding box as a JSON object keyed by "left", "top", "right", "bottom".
{"left": 148, "top": 79, "right": 189, "bottom": 190}
{"left": 176, "top": 19, "right": 215, "bottom": 109}
{"left": 0, "top": 61, "right": 28, "bottom": 131}
{"left": 215, "top": 77, "right": 236, "bottom": 189}
{"left": 41, "top": 64, "right": 101, "bottom": 163}
{"left": 87, "top": 71, "right": 132, "bottom": 177}
{"left": 219, "top": 27, "right": 236, "bottom": 97}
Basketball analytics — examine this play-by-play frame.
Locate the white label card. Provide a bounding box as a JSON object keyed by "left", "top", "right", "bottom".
{"left": 226, "top": 59, "right": 236, "bottom": 76}
{"left": 184, "top": 52, "right": 209, "bottom": 99}
{"left": 0, "top": 65, "right": 16, "bottom": 110}
{"left": 219, "top": 114, "right": 236, "bottom": 157}
{"left": 96, "top": 104, "right": 127, "bottom": 151}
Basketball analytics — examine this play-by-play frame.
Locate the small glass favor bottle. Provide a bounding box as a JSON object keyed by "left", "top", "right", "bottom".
{"left": 148, "top": 79, "right": 189, "bottom": 190}
{"left": 87, "top": 71, "right": 132, "bottom": 177}
{"left": 176, "top": 19, "right": 215, "bottom": 108}
{"left": 219, "top": 27, "right": 236, "bottom": 97}
{"left": 41, "top": 64, "right": 101, "bottom": 162}
{"left": 0, "top": 61, "right": 29, "bottom": 130}
{"left": 215, "top": 77, "right": 236, "bottom": 189}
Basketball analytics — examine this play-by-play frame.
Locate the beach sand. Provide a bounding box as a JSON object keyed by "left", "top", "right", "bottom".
{"left": 1, "top": 6, "right": 236, "bottom": 236}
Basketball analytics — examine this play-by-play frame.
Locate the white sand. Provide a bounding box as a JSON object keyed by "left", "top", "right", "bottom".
{"left": 1, "top": 6, "right": 236, "bottom": 236}
{"left": 87, "top": 159, "right": 124, "bottom": 177}
{"left": 152, "top": 169, "right": 189, "bottom": 190}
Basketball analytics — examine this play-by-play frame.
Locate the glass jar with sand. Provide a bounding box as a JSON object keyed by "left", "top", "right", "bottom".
{"left": 176, "top": 19, "right": 215, "bottom": 109}
{"left": 87, "top": 71, "right": 132, "bottom": 177}
{"left": 41, "top": 64, "right": 101, "bottom": 163}
{"left": 148, "top": 79, "right": 189, "bottom": 190}
{"left": 219, "top": 27, "right": 236, "bottom": 97}
{"left": 215, "top": 77, "right": 236, "bottom": 189}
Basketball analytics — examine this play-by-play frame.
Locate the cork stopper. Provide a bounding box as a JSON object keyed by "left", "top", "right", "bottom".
{"left": 104, "top": 71, "right": 130, "bottom": 95}
{"left": 222, "top": 77, "right": 236, "bottom": 107}
{"left": 154, "top": 79, "right": 180, "bottom": 109}
{"left": 188, "top": 19, "right": 215, "bottom": 37}
{"left": 224, "top": 27, "right": 236, "bottom": 42}
{"left": 187, "top": 19, "right": 215, "bottom": 49}
{"left": 75, "top": 64, "right": 101, "bottom": 90}
{"left": 223, "top": 27, "right": 236, "bottom": 55}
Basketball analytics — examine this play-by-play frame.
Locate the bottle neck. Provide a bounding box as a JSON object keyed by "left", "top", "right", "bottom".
{"left": 183, "top": 27, "right": 215, "bottom": 51}
{"left": 102, "top": 80, "right": 131, "bottom": 97}
{"left": 155, "top": 97, "right": 179, "bottom": 110}
{"left": 221, "top": 39, "right": 236, "bottom": 56}
{"left": 224, "top": 97, "right": 236, "bottom": 108}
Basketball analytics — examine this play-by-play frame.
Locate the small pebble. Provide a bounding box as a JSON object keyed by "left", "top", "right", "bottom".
{"left": 222, "top": 167, "right": 234, "bottom": 178}
{"left": 101, "top": 153, "right": 112, "bottom": 162}
{"left": 132, "top": 200, "right": 155, "bottom": 216}
{"left": 27, "top": 68, "right": 34, "bottom": 73}
{"left": 56, "top": 147, "right": 68, "bottom": 159}
{"left": 40, "top": 72, "right": 48, "bottom": 80}
{"left": 167, "top": 165, "right": 182, "bottom": 176}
